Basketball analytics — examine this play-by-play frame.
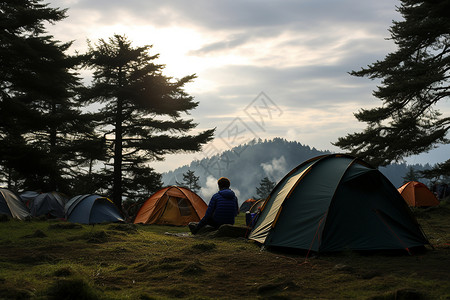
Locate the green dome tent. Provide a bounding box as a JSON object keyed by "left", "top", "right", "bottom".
{"left": 248, "top": 154, "right": 429, "bottom": 253}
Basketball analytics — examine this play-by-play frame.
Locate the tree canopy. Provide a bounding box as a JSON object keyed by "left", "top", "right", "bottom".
{"left": 256, "top": 177, "right": 276, "bottom": 200}
{"left": 0, "top": 0, "right": 99, "bottom": 192}
{"left": 334, "top": 0, "right": 450, "bottom": 168}
{"left": 176, "top": 169, "right": 201, "bottom": 192}
{"left": 84, "top": 35, "right": 214, "bottom": 208}
{"left": 1, "top": 2, "right": 214, "bottom": 204}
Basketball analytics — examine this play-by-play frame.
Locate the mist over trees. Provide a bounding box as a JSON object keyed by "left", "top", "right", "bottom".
{"left": 163, "top": 138, "right": 432, "bottom": 203}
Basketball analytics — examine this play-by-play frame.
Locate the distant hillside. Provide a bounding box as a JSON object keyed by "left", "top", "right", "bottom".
{"left": 162, "top": 138, "right": 431, "bottom": 204}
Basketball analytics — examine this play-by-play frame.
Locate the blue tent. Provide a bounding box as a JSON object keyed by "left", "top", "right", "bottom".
{"left": 30, "top": 192, "right": 68, "bottom": 218}
{"left": 65, "top": 194, "right": 123, "bottom": 224}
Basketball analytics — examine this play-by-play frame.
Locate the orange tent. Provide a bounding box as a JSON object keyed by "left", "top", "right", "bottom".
{"left": 249, "top": 199, "right": 265, "bottom": 213}
{"left": 398, "top": 181, "right": 439, "bottom": 207}
{"left": 134, "top": 186, "right": 207, "bottom": 225}
{"left": 239, "top": 198, "right": 257, "bottom": 212}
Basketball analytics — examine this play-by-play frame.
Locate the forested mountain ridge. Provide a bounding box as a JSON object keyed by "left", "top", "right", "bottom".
{"left": 163, "top": 138, "right": 431, "bottom": 203}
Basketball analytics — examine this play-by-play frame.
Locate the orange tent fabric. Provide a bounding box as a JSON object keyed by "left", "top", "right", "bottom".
{"left": 134, "top": 186, "right": 207, "bottom": 225}
{"left": 239, "top": 198, "right": 257, "bottom": 212}
{"left": 398, "top": 181, "right": 439, "bottom": 207}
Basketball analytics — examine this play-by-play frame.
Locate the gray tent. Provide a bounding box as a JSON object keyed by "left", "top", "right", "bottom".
{"left": 20, "top": 191, "right": 40, "bottom": 206}
{"left": 65, "top": 194, "right": 123, "bottom": 224}
{"left": 0, "top": 188, "right": 30, "bottom": 220}
{"left": 30, "top": 192, "right": 68, "bottom": 218}
{"left": 248, "top": 154, "right": 429, "bottom": 253}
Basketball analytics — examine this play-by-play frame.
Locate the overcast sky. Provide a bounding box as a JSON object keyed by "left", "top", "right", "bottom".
{"left": 46, "top": 0, "right": 449, "bottom": 172}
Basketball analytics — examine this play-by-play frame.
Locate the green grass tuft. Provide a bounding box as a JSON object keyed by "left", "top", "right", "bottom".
{"left": 187, "top": 242, "right": 217, "bottom": 253}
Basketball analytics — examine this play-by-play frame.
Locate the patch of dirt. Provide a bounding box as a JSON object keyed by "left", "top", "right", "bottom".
{"left": 155, "top": 287, "right": 188, "bottom": 298}
{"left": 17, "top": 253, "right": 60, "bottom": 265}
{"left": 107, "top": 223, "right": 138, "bottom": 233}
{"left": 87, "top": 231, "right": 109, "bottom": 243}
{"left": 66, "top": 230, "right": 110, "bottom": 243}
{"left": 159, "top": 256, "right": 182, "bottom": 264}
{"left": 367, "top": 288, "right": 426, "bottom": 300}
{"left": 48, "top": 223, "right": 83, "bottom": 230}
{"left": 185, "top": 242, "right": 217, "bottom": 254}
{"left": 180, "top": 263, "right": 205, "bottom": 276}
{"left": 53, "top": 267, "right": 73, "bottom": 277}
{"left": 46, "top": 278, "right": 101, "bottom": 300}
{"left": 21, "top": 229, "right": 47, "bottom": 238}
{"left": 257, "top": 280, "right": 300, "bottom": 296}
{"left": 0, "top": 287, "right": 32, "bottom": 300}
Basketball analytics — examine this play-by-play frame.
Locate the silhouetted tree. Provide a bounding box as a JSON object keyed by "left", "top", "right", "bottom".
{"left": 335, "top": 0, "right": 450, "bottom": 168}
{"left": 420, "top": 160, "right": 450, "bottom": 183}
{"left": 84, "top": 35, "right": 214, "bottom": 208}
{"left": 0, "top": 0, "right": 101, "bottom": 192}
{"left": 176, "top": 169, "right": 201, "bottom": 192}
{"left": 256, "top": 177, "right": 276, "bottom": 199}
{"left": 402, "top": 166, "right": 419, "bottom": 183}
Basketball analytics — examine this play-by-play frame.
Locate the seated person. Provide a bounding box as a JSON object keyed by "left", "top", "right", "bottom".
{"left": 189, "top": 177, "right": 239, "bottom": 234}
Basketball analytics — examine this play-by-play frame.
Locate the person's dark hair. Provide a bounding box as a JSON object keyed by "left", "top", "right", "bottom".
{"left": 217, "top": 177, "right": 230, "bottom": 190}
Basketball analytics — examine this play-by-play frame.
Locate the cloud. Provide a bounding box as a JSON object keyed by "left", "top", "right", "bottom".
{"left": 199, "top": 176, "right": 217, "bottom": 202}
{"left": 261, "top": 156, "right": 288, "bottom": 182}
{"left": 44, "top": 0, "right": 449, "bottom": 170}
{"left": 198, "top": 175, "right": 242, "bottom": 204}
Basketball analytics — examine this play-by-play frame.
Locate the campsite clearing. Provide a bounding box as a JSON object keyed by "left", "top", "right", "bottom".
{"left": 0, "top": 200, "right": 449, "bottom": 299}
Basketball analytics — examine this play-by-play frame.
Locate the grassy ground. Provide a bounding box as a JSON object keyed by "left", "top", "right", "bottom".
{"left": 0, "top": 201, "right": 449, "bottom": 300}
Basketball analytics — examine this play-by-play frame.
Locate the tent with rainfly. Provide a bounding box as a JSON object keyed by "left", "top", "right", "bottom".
{"left": 29, "top": 192, "right": 68, "bottom": 218}
{"left": 248, "top": 154, "right": 429, "bottom": 253}
{"left": 20, "top": 191, "right": 40, "bottom": 207}
{"left": 0, "top": 188, "right": 30, "bottom": 220}
{"left": 134, "top": 186, "right": 207, "bottom": 226}
{"left": 398, "top": 181, "right": 439, "bottom": 207}
{"left": 65, "top": 194, "right": 123, "bottom": 224}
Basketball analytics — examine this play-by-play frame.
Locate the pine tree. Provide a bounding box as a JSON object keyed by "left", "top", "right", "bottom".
{"left": 334, "top": 0, "right": 450, "bottom": 168}
{"left": 84, "top": 35, "right": 214, "bottom": 209}
{"left": 402, "top": 166, "right": 419, "bottom": 183}
{"left": 0, "top": 0, "right": 100, "bottom": 192}
{"left": 420, "top": 160, "right": 450, "bottom": 183}
{"left": 176, "top": 169, "right": 201, "bottom": 192}
{"left": 256, "top": 177, "right": 276, "bottom": 199}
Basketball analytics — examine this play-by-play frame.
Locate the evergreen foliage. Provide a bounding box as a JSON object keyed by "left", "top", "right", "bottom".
{"left": 402, "top": 166, "right": 419, "bottom": 183}
{"left": 83, "top": 35, "right": 214, "bottom": 208}
{"left": 420, "top": 159, "right": 450, "bottom": 183}
{"left": 256, "top": 177, "right": 276, "bottom": 199}
{"left": 176, "top": 169, "right": 201, "bottom": 192}
{"left": 0, "top": 0, "right": 101, "bottom": 193}
{"left": 334, "top": 0, "right": 450, "bottom": 169}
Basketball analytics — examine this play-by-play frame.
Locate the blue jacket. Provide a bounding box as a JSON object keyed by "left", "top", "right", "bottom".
{"left": 198, "top": 189, "right": 239, "bottom": 228}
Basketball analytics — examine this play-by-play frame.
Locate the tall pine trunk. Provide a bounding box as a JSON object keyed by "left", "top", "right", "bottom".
{"left": 112, "top": 69, "right": 124, "bottom": 210}
{"left": 49, "top": 102, "right": 58, "bottom": 191}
